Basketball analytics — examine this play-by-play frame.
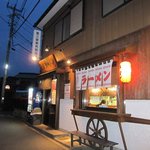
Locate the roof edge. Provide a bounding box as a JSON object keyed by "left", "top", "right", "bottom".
{"left": 34, "top": 0, "right": 59, "bottom": 28}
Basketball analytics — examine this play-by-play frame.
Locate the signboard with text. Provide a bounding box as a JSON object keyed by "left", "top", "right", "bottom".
{"left": 39, "top": 54, "right": 57, "bottom": 73}
{"left": 32, "top": 29, "right": 42, "bottom": 60}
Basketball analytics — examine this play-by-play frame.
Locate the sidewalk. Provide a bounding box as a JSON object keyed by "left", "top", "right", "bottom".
{"left": 30, "top": 124, "right": 93, "bottom": 150}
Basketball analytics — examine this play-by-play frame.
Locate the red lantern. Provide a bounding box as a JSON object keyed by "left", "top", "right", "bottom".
{"left": 120, "top": 61, "right": 131, "bottom": 83}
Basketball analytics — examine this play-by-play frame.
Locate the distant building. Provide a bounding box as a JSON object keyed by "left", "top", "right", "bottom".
{"left": 0, "top": 72, "right": 38, "bottom": 111}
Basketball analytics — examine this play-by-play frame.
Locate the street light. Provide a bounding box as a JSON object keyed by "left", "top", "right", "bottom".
{"left": 5, "top": 64, "right": 9, "bottom": 70}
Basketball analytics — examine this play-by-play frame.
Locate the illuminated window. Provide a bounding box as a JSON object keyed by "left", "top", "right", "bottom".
{"left": 81, "top": 85, "right": 117, "bottom": 111}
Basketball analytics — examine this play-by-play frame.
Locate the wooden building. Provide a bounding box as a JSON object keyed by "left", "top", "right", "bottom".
{"left": 34, "top": 0, "right": 150, "bottom": 149}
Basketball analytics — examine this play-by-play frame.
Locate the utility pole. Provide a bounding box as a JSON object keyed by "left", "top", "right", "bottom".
{"left": 0, "top": 4, "right": 21, "bottom": 107}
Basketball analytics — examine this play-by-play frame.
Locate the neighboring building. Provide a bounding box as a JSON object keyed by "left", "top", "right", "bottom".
{"left": 14, "top": 73, "right": 38, "bottom": 111}
{"left": 0, "top": 76, "right": 16, "bottom": 111}
{"left": 0, "top": 73, "right": 38, "bottom": 111}
{"left": 34, "top": 0, "right": 150, "bottom": 149}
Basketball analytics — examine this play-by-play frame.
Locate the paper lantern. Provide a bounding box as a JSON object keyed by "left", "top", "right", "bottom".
{"left": 120, "top": 61, "right": 131, "bottom": 83}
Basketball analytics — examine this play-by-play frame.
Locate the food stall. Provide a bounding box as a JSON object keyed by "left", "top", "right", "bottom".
{"left": 68, "top": 54, "right": 150, "bottom": 150}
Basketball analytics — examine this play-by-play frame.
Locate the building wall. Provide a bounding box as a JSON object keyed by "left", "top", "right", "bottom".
{"left": 42, "top": 0, "right": 150, "bottom": 61}
{"left": 59, "top": 99, "right": 150, "bottom": 150}
{"left": 123, "top": 26, "right": 150, "bottom": 99}
{"left": 41, "top": 0, "right": 150, "bottom": 103}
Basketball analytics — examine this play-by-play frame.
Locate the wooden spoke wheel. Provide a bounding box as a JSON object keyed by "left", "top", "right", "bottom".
{"left": 86, "top": 117, "right": 108, "bottom": 146}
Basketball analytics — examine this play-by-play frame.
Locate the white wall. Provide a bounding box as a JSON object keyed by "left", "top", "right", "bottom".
{"left": 124, "top": 100, "right": 150, "bottom": 150}
{"left": 59, "top": 99, "right": 76, "bottom": 131}
{"left": 59, "top": 99, "right": 150, "bottom": 150}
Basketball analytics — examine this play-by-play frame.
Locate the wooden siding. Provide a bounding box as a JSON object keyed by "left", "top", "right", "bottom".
{"left": 41, "top": 0, "right": 150, "bottom": 101}
{"left": 42, "top": 0, "right": 150, "bottom": 61}
{"left": 124, "top": 27, "right": 150, "bottom": 99}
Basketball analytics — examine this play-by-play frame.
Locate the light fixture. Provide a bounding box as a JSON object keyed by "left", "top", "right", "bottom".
{"left": 45, "top": 46, "right": 49, "bottom": 52}
{"left": 120, "top": 61, "right": 131, "bottom": 83}
{"left": 32, "top": 55, "right": 38, "bottom": 61}
{"left": 91, "top": 88, "right": 100, "bottom": 94}
{"left": 5, "top": 85, "right": 10, "bottom": 90}
{"left": 67, "top": 59, "right": 71, "bottom": 64}
{"left": 5, "top": 64, "right": 9, "bottom": 70}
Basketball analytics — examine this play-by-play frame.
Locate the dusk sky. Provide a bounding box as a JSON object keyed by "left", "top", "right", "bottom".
{"left": 0, "top": 0, "right": 53, "bottom": 76}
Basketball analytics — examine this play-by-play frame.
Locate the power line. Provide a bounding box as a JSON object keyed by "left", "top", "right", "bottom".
{"left": 20, "top": 15, "right": 34, "bottom": 29}
{"left": 16, "top": 32, "right": 32, "bottom": 45}
{"left": 12, "top": 50, "right": 29, "bottom": 57}
{"left": 13, "top": 35, "right": 32, "bottom": 48}
{"left": 12, "top": 43, "right": 31, "bottom": 54}
{"left": 20, "top": 0, "right": 28, "bottom": 12}
{"left": 0, "top": 15, "right": 8, "bottom": 24}
{"left": 15, "top": 15, "right": 33, "bottom": 34}
{"left": 12, "top": 0, "right": 41, "bottom": 36}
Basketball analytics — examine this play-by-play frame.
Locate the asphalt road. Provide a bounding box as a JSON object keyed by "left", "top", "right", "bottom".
{"left": 0, "top": 114, "right": 67, "bottom": 150}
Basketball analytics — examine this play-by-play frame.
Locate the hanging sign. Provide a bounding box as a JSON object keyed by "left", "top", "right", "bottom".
{"left": 32, "top": 29, "right": 42, "bottom": 60}
{"left": 75, "top": 59, "right": 113, "bottom": 90}
{"left": 81, "top": 69, "right": 88, "bottom": 90}
{"left": 102, "top": 59, "right": 113, "bottom": 86}
{"left": 64, "top": 83, "right": 70, "bottom": 99}
{"left": 51, "top": 79, "right": 57, "bottom": 104}
{"left": 88, "top": 67, "right": 95, "bottom": 88}
{"left": 39, "top": 54, "right": 57, "bottom": 73}
{"left": 75, "top": 70, "right": 82, "bottom": 90}
{"left": 95, "top": 64, "right": 103, "bottom": 88}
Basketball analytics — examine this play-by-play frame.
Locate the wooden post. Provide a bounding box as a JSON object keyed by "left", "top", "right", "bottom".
{"left": 118, "top": 121, "right": 127, "bottom": 150}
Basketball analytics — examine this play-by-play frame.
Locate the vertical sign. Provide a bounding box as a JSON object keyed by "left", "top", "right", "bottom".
{"left": 75, "top": 70, "right": 82, "bottom": 90}
{"left": 64, "top": 83, "right": 70, "bottom": 99}
{"left": 81, "top": 69, "right": 88, "bottom": 90}
{"left": 102, "top": 60, "right": 113, "bottom": 86}
{"left": 27, "top": 88, "right": 33, "bottom": 112}
{"left": 95, "top": 64, "right": 103, "bottom": 88}
{"left": 88, "top": 67, "right": 95, "bottom": 88}
{"left": 32, "top": 29, "right": 42, "bottom": 60}
{"left": 51, "top": 79, "right": 57, "bottom": 104}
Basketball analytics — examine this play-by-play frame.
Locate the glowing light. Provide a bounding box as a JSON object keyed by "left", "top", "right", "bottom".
{"left": 28, "top": 88, "right": 33, "bottom": 105}
{"left": 91, "top": 88, "right": 100, "bottom": 94}
{"left": 83, "top": 99, "right": 87, "bottom": 103}
{"left": 45, "top": 47, "right": 49, "bottom": 52}
{"left": 109, "top": 85, "right": 117, "bottom": 91}
{"left": 67, "top": 59, "right": 71, "bottom": 64}
{"left": 32, "top": 55, "right": 38, "bottom": 61}
{"left": 120, "top": 61, "right": 131, "bottom": 83}
{"left": 5, "top": 85, "right": 10, "bottom": 90}
{"left": 5, "top": 64, "right": 9, "bottom": 69}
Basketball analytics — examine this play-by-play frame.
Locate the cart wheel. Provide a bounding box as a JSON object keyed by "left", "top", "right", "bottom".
{"left": 86, "top": 117, "right": 108, "bottom": 146}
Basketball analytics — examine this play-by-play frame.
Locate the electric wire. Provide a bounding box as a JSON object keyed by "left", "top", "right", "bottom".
{"left": 16, "top": 32, "right": 32, "bottom": 45}
{"left": 12, "top": 0, "right": 41, "bottom": 36}
{"left": 20, "top": 15, "right": 34, "bottom": 29}
{"left": 0, "top": 15, "right": 8, "bottom": 24}
{"left": 11, "top": 50, "right": 30, "bottom": 58}
{"left": 20, "top": 0, "right": 28, "bottom": 12}
{"left": 16, "top": 15, "right": 33, "bottom": 32}
{"left": 13, "top": 43, "right": 31, "bottom": 54}
{"left": 13, "top": 35, "right": 32, "bottom": 51}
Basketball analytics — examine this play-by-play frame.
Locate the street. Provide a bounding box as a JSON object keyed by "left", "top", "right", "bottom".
{"left": 0, "top": 114, "right": 67, "bottom": 150}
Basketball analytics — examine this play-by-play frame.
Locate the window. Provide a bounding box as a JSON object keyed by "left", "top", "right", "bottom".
{"left": 54, "top": 20, "right": 63, "bottom": 46}
{"left": 54, "top": 14, "right": 70, "bottom": 46}
{"left": 102, "top": 0, "right": 132, "bottom": 17}
{"left": 54, "top": 0, "right": 83, "bottom": 47}
{"left": 70, "top": 0, "right": 83, "bottom": 35}
{"left": 81, "top": 85, "right": 118, "bottom": 112}
{"left": 63, "top": 14, "right": 70, "bottom": 41}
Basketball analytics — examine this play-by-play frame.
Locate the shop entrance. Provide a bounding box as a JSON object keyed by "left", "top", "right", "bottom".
{"left": 42, "top": 89, "right": 56, "bottom": 128}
